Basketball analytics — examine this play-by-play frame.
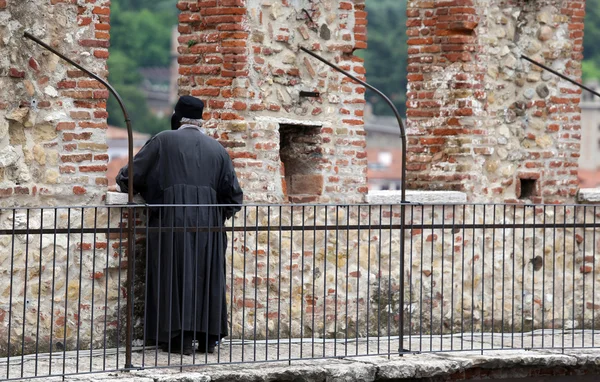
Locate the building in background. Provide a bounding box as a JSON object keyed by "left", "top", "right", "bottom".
{"left": 138, "top": 27, "right": 179, "bottom": 118}
{"left": 579, "top": 80, "right": 600, "bottom": 188}
{"left": 364, "top": 109, "right": 404, "bottom": 191}
{"left": 106, "top": 126, "right": 150, "bottom": 186}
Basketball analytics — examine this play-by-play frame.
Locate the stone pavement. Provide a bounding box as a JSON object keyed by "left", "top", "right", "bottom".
{"left": 3, "top": 331, "right": 600, "bottom": 381}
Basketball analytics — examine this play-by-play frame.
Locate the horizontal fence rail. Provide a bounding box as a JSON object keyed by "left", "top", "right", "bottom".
{"left": 0, "top": 202, "right": 598, "bottom": 380}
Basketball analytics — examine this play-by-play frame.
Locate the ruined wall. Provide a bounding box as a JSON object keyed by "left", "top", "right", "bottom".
{"left": 405, "top": 0, "right": 585, "bottom": 203}
{"left": 0, "top": 0, "right": 116, "bottom": 357}
{"left": 177, "top": 0, "right": 369, "bottom": 203}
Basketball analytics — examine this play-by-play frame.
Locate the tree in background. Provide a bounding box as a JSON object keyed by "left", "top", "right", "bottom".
{"left": 108, "top": 0, "right": 177, "bottom": 135}
{"left": 584, "top": 0, "right": 600, "bottom": 81}
{"left": 360, "top": 0, "right": 407, "bottom": 117}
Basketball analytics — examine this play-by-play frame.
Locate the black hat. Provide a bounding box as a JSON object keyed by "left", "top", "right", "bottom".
{"left": 171, "top": 96, "right": 204, "bottom": 130}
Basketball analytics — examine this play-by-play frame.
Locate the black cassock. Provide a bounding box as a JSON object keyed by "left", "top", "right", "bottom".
{"left": 116, "top": 127, "right": 243, "bottom": 344}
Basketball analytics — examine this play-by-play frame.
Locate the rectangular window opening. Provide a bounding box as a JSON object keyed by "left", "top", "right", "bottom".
{"left": 279, "top": 123, "right": 324, "bottom": 203}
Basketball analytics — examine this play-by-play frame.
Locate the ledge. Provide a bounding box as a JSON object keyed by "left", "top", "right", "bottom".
{"left": 577, "top": 188, "right": 600, "bottom": 204}
{"left": 367, "top": 190, "right": 468, "bottom": 205}
{"left": 67, "top": 349, "right": 600, "bottom": 381}
{"left": 105, "top": 191, "right": 145, "bottom": 205}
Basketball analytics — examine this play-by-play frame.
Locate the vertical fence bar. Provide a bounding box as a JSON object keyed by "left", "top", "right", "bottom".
{"left": 21, "top": 209, "right": 30, "bottom": 378}
{"left": 300, "top": 206, "right": 306, "bottom": 359}
{"left": 511, "top": 205, "right": 516, "bottom": 348}
{"left": 90, "top": 208, "right": 99, "bottom": 372}
{"left": 104, "top": 208, "right": 111, "bottom": 370}
{"left": 63, "top": 208, "right": 72, "bottom": 376}
{"left": 387, "top": 204, "right": 393, "bottom": 355}
{"left": 440, "top": 204, "right": 445, "bottom": 352}
{"left": 116, "top": 207, "right": 124, "bottom": 369}
{"left": 521, "top": 207, "right": 525, "bottom": 349}
{"left": 460, "top": 204, "right": 466, "bottom": 351}
{"left": 419, "top": 206, "right": 424, "bottom": 352}
{"left": 481, "top": 205, "right": 486, "bottom": 354}
{"left": 228, "top": 209, "right": 235, "bottom": 364}
{"left": 265, "top": 206, "right": 271, "bottom": 362}
{"left": 572, "top": 206, "right": 577, "bottom": 349}
{"left": 49, "top": 209, "right": 58, "bottom": 376}
{"left": 582, "top": 206, "right": 587, "bottom": 349}
{"left": 35, "top": 209, "right": 44, "bottom": 377}
{"left": 532, "top": 208, "right": 536, "bottom": 350}
{"left": 154, "top": 208, "right": 162, "bottom": 366}
{"left": 562, "top": 205, "right": 567, "bottom": 351}
{"left": 7, "top": 209, "right": 16, "bottom": 380}
{"left": 311, "top": 205, "right": 317, "bottom": 358}
{"left": 277, "top": 205, "right": 282, "bottom": 360}
{"left": 322, "top": 207, "right": 328, "bottom": 358}
{"left": 491, "top": 205, "right": 496, "bottom": 350}
{"left": 356, "top": 205, "right": 362, "bottom": 355}
{"left": 542, "top": 205, "right": 546, "bottom": 349}
{"left": 430, "top": 204, "right": 435, "bottom": 352}
{"left": 142, "top": 206, "right": 150, "bottom": 368}
{"left": 289, "top": 206, "right": 294, "bottom": 363}
{"left": 380, "top": 205, "right": 385, "bottom": 354}
{"left": 593, "top": 206, "right": 597, "bottom": 348}
{"left": 76, "top": 208, "right": 84, "bottom": 373}
{"left": 254, "top": 206, "right": 259, "bottom": 362}
{"left": 470, "top": 204, "right": 476, "bottom": 350}
{"left": 366, "top": 205, "right": 372, "bottom": 355}
{"left": 501, "top": 205, "right": 506, "bottom": 349}
{"left": 180, "top": 206, "right": 188, "bottom": 367}
{"left": 552, "top": 205, "right": 557, "bottom": 349}
{"left": 450, "top": 205, "right": 455, "bottom": 352}
{"left": 344, "top": 206, "right": 354, "bottom": 356}
{"left": 333, "top": 206, "right": 339, "bottom": 358}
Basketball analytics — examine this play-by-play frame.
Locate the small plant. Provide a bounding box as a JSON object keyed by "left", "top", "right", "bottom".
{"left": 187, "top": 39, "right": 198, "bottom": 48}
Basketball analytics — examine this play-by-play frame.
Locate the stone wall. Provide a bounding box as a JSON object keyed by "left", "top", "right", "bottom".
{"left": 0, "top": 0, "right": 111, "bottom": 206}
{"left": 177, "top": 0, "right": 369, "bottom": 203}
{"left": 223, "top": 200, "right": 600, "bottom": 340}
{"left": 0, "top": 0, "right": 113, "bottom": 356}
{"left": 405, "top": 0, "right": 585, "bottom": 204}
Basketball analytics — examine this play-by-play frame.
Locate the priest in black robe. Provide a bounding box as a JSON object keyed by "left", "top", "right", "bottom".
{"left": 116, "top": 96, "right": 243, "bottom": 355}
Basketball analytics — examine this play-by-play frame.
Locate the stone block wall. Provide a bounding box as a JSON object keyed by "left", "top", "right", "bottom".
{"left": 405, "top": 0, "right": 586, "bottom": 204}
{"left": 224, "top": 202, "right": 600, "bottom": 340}
{"left": 0, "top": 0, "right": 111, "bottom": 207}
{"left": 176, "top": 0, "right": 369, "bottom": 203}
{"left": 0, "top": 0, "right": 114, "bottom": 357}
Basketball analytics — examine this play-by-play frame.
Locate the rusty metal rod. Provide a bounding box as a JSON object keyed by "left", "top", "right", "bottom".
{"left": 522, "top": 55, "right": 600, "bottom": 99}
{"left": 299, "top": 46, "right": 409, "bottom": 354}
{"left": 24, "top": 32, "right": 137, "bottom": 370}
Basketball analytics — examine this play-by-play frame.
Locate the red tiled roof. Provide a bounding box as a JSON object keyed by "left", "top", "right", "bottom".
{"left": 107, "top": 125, "right": 150, "bottom": 140}
{"left": 578, "top": 169, "right": 600, "bottom": 188}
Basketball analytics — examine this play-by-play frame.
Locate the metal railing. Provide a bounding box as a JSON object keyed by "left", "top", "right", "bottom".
{"left": 0, "top": 202, "right": 598, "bottom": 380}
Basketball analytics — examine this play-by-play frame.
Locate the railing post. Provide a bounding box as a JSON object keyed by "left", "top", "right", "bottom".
{"left": 24, "top": 32, "right": 137, "bottom": 370}
{"left": 299, "top": 46, "right": 409, "bottom": 354}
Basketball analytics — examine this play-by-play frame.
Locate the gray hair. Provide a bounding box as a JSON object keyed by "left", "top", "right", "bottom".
{"left": 180, "top": 117, "right": 204, "bottom": 127}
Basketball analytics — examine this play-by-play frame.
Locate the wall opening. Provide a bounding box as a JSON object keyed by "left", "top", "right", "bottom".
{"left": 279, "top": 124, "right": 324, "bottom": 203}
{"left": 518, "top": 178, "right": 537, "bottom": 200}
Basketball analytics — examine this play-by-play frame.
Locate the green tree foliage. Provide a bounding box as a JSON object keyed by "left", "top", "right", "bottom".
{"left": 361, "top": 0, "right": 407, "bottom": 116}
{"left": 107, "top": 0, "right": 177, "bottom": 135}
{"left": 584, "top": 0, "right": 600, "bottom": 81}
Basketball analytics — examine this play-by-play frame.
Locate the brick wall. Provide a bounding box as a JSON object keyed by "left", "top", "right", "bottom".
{"left": 0, "top": 0, "right": 110, "bottom": 206}
{"left": 406, "top": 0, "right": 586, "bottom": 204}
{"left": 177, "top": 0, "right": 369, "bottom": 203}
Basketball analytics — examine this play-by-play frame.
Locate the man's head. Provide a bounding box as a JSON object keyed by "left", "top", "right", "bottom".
{"left": 171, "top": 96, "right": 205, "bottom": 130}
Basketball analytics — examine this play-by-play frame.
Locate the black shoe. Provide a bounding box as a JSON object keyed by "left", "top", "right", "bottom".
{"left": 198, "top": 341, "right": 216, "bottom": 354}
{"left": 161, "top": 336, "right": 194, "bottom": 355}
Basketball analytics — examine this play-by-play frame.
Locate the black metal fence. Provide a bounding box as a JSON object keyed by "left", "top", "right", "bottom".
{"left": 0, "top": 202, "right": 599, "bottom": 380}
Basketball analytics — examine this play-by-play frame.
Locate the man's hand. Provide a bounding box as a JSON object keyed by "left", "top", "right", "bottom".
{"left": 108, "top": 185, "right": 120, "bottom": 192}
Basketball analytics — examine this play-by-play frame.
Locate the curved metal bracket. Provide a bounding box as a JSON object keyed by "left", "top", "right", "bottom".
{"left": 24, "top": 32, "right": 136, "bottom": 370}
{"left": 300, "top": 46, "right": 409, "bottom": 355}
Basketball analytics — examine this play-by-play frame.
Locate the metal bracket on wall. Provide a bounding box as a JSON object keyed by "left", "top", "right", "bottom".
{"left": 299, "top": 90, "right": 321, "bottom": 98}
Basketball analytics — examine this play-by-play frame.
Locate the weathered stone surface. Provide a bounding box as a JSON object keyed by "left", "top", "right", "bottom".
{"left": 33, "top": 124, "right": 57, "bottom": 142}
{"left": 0, "top": 146, "right": 20, "bottom": 167}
